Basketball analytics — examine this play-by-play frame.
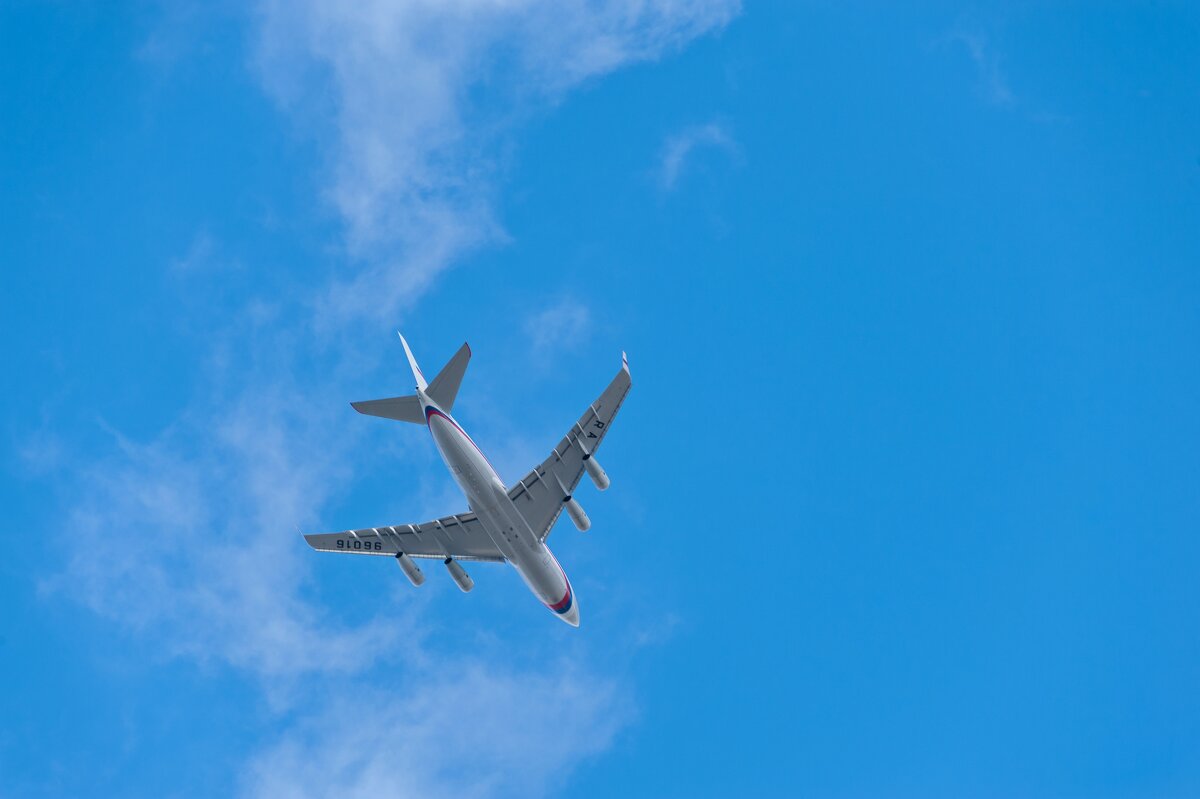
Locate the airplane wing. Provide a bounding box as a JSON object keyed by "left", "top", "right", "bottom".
{"left": 304, "top": 512, "right": 505, "bottom": 562}
{"left": 508, "top": 354, "right": 632, "bottom": 542}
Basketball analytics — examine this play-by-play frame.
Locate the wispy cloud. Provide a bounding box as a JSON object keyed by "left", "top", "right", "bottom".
{"left": 256, "top": 0, "right": 742, "bottom": 327}
{"left": 136, "top": 1, "right": 214, "bottom": 67}
{"left": 525, "top": 297, "right": 592, "bottom": 363}
{"left": 241, "top": 664, "right": 630, "bottom": 799}
{"left": 41, "top": 1, "right": 740, "bottom": 794}
{"left": 169, "top": 230, "right": 241, "bottom": 274}
{"left": 17, "top": 428, "right": 64, "bottom": 477}
{"left": 946, "top": 29, "right": 1014, "bottom": 107}
{"left": 44, "top": 381, "right": 402, "bottom": 684}
{"left": 658, "top": 121, "right": 737, "bottom": 191}
{"left": 53, "top": 1, "right": 739, "bottom": 680}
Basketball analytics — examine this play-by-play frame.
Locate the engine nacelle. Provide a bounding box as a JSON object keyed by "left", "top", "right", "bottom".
{"left": 582, "top": 454, "right": 610, "bottom": 491}
{"left": 444, "top": 558, "right": 474, "bottom": 593}
{"left": 565, "top": 496, "right": 591, "bottom": 532}
{"left": 395, "top": 552, "right": 425, "bottom": 587}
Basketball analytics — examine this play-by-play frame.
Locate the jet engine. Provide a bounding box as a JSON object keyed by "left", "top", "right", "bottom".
{"left": 554, "top": 471, "right": 592, "bottom": 531}
{"left": 444, "top": 557, "right": 474, "bottom": 592}
{"left": 395, "top": 552, "right": 425, "bottom": 586}
{"left": 582, "top": 454, "right": 610, "bottom": 491}
{"left": 565, "top": 496, "right": 591, "bottom": 532}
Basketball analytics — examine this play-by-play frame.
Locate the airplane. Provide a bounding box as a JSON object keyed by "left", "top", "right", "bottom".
{"left": 303, "top": 334, "right": 632, "bottom": 627}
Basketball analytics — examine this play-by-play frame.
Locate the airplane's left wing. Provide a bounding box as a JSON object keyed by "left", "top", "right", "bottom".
{"left": 508, "top": 353, "right": 632, "bottom": 542}
{"left": 304, "top": 512, "right": 505, "bottom": 562}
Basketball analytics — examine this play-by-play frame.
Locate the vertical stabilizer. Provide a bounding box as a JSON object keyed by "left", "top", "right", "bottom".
{"left": 397, "top": 333, "right": 428, "bottom": 391}
{"left": 426, "top": 342, "right": 471, "bottom": 412}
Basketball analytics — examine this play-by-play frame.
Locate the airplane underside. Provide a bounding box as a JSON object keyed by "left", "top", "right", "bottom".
{"left": 304, "top": 335, "right": 630, "bottom": 626}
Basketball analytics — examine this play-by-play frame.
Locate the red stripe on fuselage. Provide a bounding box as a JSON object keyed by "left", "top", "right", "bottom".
{"left": 425, "top": 406, "right": 497, "bottom": 472}
{"left": 548, "top": 584, "right": 573, "bottom": 612}
{"left": 544, "top": 555, "right": 574, "bottom": 614}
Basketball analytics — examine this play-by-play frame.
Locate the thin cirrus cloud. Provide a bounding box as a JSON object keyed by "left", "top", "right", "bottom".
{"left": 658, "top": 121, "right": 738, "bottom": 191}
{"left": 526, "top": 297, "right": 593, "bottom": 362}
{"left": 255, "top": 0, "right": 742, "bottom": 328}
{"left": 51, "top": 0, "right": 740, "bottom": 683}
{"left": 241, "top": 664, "right": 630, "bottom": 799}
{"left": 945, "top": 29, "right": 1014, "bottom": 107}
{"left": 44, "top": 1, "right": 740, "bottom": 795}
{"left": 44, "top": 379, "right": 403, "bottom": 684}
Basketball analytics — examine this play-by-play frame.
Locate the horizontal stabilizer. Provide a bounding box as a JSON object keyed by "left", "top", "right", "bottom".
{"left": 352, "top": 339, "right": 471, "bottom": 423}
{"left": 427, "top": 342, "right": 471, "bottom": 412}
{"left": 350, "top": 394, "right": 424, "bottom": 424}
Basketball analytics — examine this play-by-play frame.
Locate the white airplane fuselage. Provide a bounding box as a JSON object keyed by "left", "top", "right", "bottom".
{"left": 420, "top": 388, "right": 579, "bottom": 626}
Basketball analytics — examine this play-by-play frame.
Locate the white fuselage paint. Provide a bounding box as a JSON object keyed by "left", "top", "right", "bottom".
{"left": 419, "top": 389, "right": 579, "bottom": 626}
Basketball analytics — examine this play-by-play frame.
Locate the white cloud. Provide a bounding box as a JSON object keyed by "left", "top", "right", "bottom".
{"left": 255, "top": 0, "right": 741, "bottom": 326}
{"left": 169, "top": 231, "right": 215, "bottom": 273}
{"left": 946, "top": 30, "right": 1014, "bottom": 107}
{"left": 44, "top": 382, "right": 404, "bottom": 684}
{"left": 241, "top": 664, "right": 630, "bottom": 799}
{"left": 55, "top": 3, "right": 739, "bottom": 678}
{"left": 658, "top": 121, "right": 737, "bottom": 190}
{"left": 41, "top": 1, "right": 740, "bottom": 793}
{"left": 136, "top": 1, "right": 214, "bottom": 67}
{"left": 525, "top": 297, "right": 592, "bottom": 362}
{"left": 17, "top": 428, "right": 65, "bottom": 477}
{"left": 169, "top": 230, "right": 242, "bottom": 274}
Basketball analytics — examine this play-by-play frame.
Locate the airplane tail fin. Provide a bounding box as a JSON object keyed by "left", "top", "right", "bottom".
{"left": 351, "top": 338, "right": 472, "bottom": 424}
{"left": 398, "top": 333, "right": 428, "bottom": 391}
{"left": 426, "top": 342, "right": 471, "bottom": 411}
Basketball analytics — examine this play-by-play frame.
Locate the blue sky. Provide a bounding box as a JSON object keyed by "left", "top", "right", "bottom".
{"left": 3, "top": 2, "right": 1200, "bottom": 797}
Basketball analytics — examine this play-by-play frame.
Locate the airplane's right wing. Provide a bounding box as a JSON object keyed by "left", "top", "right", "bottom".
{"left": 304, "top": 511, "right": 505, "bottom": 562}
{"left": 507, "top": 354, "right": 632, "bottom": 541}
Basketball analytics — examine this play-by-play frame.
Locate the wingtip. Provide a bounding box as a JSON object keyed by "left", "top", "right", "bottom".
{"left": 621, "top": 351, "right": 630, "bottom": 373}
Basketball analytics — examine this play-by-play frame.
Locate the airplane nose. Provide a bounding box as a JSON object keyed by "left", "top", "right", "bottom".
{"left": 562, "top": 605, "right": 580, "bottom": 627}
